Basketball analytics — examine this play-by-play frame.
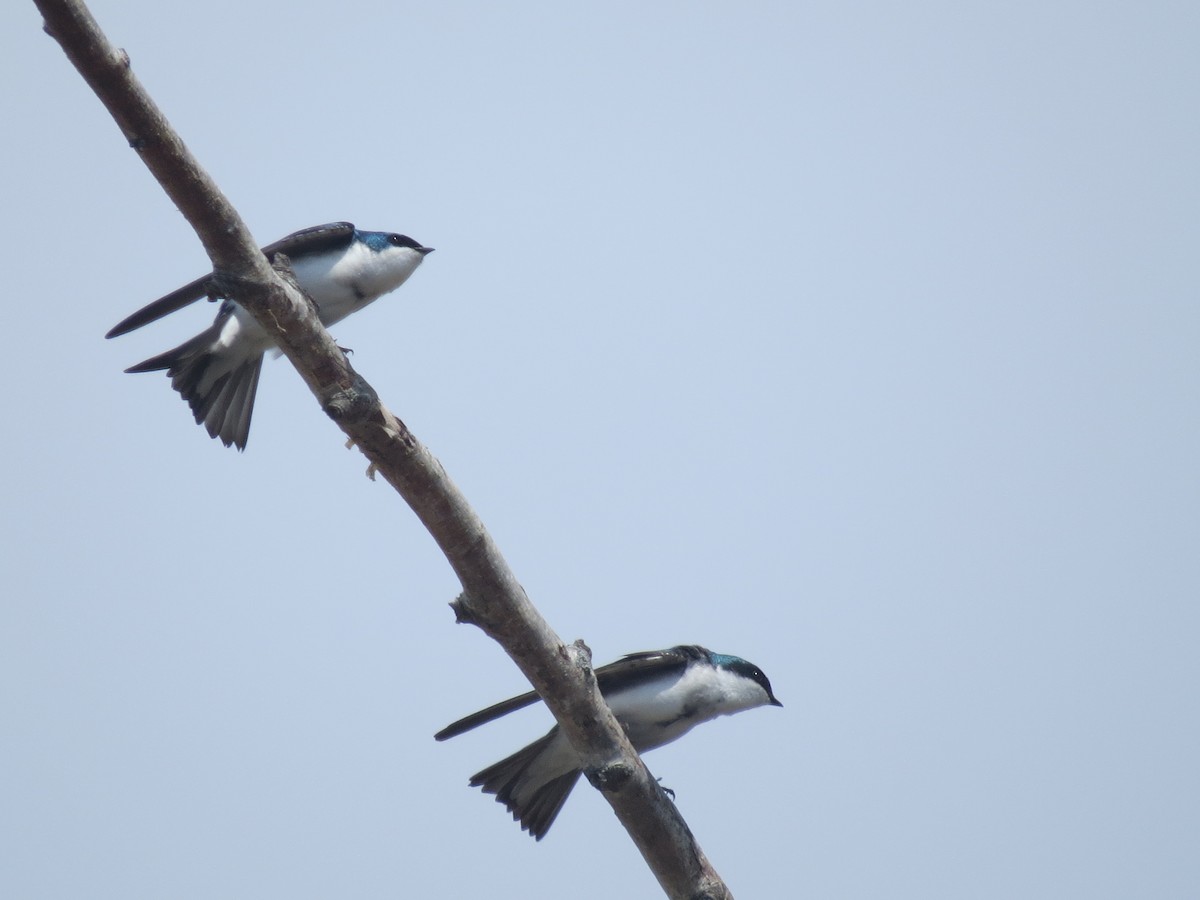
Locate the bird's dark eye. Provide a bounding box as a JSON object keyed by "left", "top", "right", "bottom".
{"left": 388, "top": 233, "right": 422, "bottom": 250}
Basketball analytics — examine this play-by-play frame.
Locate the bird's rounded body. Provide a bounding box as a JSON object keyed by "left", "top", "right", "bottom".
{"left": 107, "top": 223, "right": 432, "bottom": 449}
{"left": 437, "top": 645, "right": 781, "bottom": 840}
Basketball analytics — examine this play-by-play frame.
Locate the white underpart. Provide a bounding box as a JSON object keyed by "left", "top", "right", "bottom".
{"left": 292, "top": 239, "right": 426, "bottom": 326}
{"left": 203, "top": 240, "right": 428, "bottom": 379}
{"left": 511, "top": 664, "right": 773, "bottom": 804}
{"left": 610, "top": 664, "right": 771, "bottom": 749}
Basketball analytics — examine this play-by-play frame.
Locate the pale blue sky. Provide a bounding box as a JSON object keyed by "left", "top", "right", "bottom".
{"left": 3, "top": 1, "right": 1198, "bottom": 897}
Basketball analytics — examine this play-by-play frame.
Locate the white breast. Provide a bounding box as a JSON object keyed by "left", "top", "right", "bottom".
{"left": 609, "top": 664, "right": 771, "bottom": 752}
{"left": 289, "top": 240, "right": 426, "bottom": 327}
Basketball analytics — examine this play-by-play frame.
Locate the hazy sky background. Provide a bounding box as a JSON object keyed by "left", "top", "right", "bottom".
{"left": 3, "top": 1, "right": 1198, "bottom": 897}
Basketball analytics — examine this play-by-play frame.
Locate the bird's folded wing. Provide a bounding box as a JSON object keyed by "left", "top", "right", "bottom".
{"left": 592, "top": 648, "right": 691, "bottom": 694}
{"left": 260, "top": 221, "right": 355, "bottom": 258}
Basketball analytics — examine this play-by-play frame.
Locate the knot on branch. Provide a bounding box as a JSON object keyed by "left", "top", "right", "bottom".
{"left": 584, "top": 760, "right": 635, "bottom": 794}
{"left": 210, "top": 270, "right": 271, "bottom": 310}
{"left": 323, "top": 375, "right": 379, "bottom": 424}
{"left": 565, "top": 639, "right": 594, "bottom": 682}
{"left": 449, "top": 593, "right": 481, "bottom": 626}
{"left": 269, "top": 253, "right": 301, "bottom": 292}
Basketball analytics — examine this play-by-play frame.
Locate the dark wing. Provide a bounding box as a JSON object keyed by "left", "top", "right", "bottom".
{"left": 592, "top": 646, "right": 696, "bottom": 694}
{"left": 104, "top": 222, "right": 358, "bottom": 339}
{"left": 259, "top": 221, "right": 356, "bottom": 258}
{"left": 105, "top": 275, "right": 211, "bottom": 339}
{"left": 434, "top": 646, "right": 701, "bottom": 742}
{"left": 434, "top": 688, "right": 544, "bottom": 741}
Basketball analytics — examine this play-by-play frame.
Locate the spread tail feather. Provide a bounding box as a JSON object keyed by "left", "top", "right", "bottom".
{"left": 126, "top": 324, "right": 264, "bottom": 450}
{"left": 469, "top": 730, "right": 582, "bottom": 840}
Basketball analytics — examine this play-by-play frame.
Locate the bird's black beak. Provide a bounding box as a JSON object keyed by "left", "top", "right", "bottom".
{"left": 418, "top": 246, "right": 435, "bottom": 255}
{"left": 770, "top": 698, "right": 783, "bottom": 708}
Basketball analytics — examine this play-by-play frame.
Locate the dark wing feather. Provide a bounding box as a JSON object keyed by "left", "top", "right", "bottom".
{"left": 434, "top": 688, "right": 544, "bottom": 741}
{"left": 260, "top": 221, "right": 355, "bottom": 258}
{"left": 104, "top": 222, "right": 357, "bottom": 339}
{"left": 105, "top": 275, "right": 210, "bottom": 338}
{"left": 592, "top": 645, "right": 697, "bottom": 694}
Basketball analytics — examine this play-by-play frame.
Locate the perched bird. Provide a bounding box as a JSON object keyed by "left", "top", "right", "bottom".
{"left": 435, "top": 644, "right": 781, "bottom": 840}
{"left": 106, "top": 222, "right": 433, "bottom": 450}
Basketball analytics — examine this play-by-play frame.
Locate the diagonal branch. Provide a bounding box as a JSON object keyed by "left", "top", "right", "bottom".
{"left": 34, "top": 1, "right": 734, "bottom": 896}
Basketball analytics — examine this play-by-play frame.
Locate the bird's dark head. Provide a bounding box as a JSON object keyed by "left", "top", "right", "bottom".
{"left": 358, "top": 230, "right": 433, "bottom": 255}
{"left": 711, "top": 652, "right": 782, "bottom": 708}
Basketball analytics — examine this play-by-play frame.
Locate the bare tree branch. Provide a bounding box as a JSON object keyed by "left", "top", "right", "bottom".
{"left": 35, "top": 1, "right": 734, "bottom": 896}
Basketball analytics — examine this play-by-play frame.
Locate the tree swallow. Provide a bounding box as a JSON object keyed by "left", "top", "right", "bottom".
{"left": 106, "top": 222, "right": 433, "bottom": 450}
{"left": 435, "top": 644, "right": 782, "bottom": 840}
